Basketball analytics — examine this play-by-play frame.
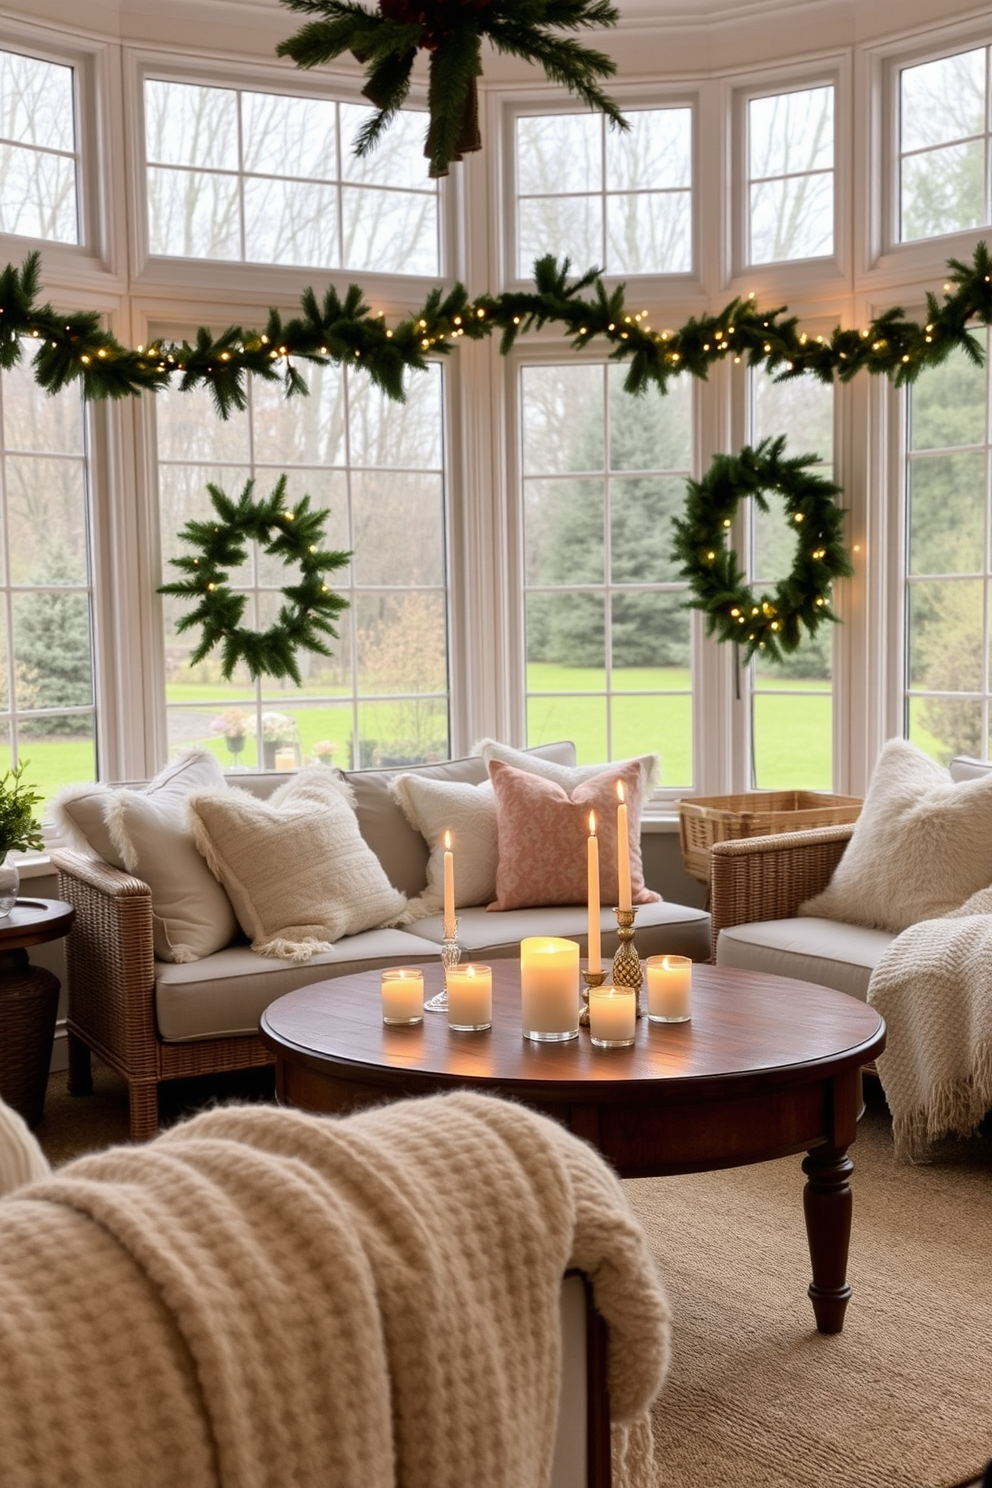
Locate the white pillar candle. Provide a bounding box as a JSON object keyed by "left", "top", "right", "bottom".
{"left": 520, "top": 937, "right": 580, "bottom": 1042}
{"left": 381, "top": 967, "right": 424, "bottom": 1025}
{"left": 442, "top": 830, "right": 456, "bottom": 938}
{"left": 274, "top": 746, "right": 296, "bottom": 771}
{"left": 645, "top": 955, "right": 692, "bottom": 1023}
{"left": 588, "top": 984, "right": 637, "bottom": 1047}
{"left": 446, "top": 962, "right": 492, "bottom": 1031}
{"left": 587, "top": 812, "right": 601, "bottom": 974}
{"left": 616, "top": 781, "right": 632, "bottom": 912}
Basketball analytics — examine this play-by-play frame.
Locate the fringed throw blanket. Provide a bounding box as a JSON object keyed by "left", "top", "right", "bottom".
{"left": 0, "top": 1092, "right": 669, "bottom": 1488}
{"left": 868, "top": 885, "right": 992, "bottom": 1162}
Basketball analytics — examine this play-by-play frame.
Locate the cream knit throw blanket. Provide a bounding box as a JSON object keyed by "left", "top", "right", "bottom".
{"left": 0, "top": 1092, "right": 669, "bottom": 1488}
{"left": 868, "top": 885, "right": 992, "bottom": 1162}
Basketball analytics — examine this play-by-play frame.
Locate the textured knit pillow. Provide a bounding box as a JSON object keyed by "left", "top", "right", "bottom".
{"left": 52, "top": 751, "right": 237, "bottom": 963}
{"left": 799, "top": 737, "right": 992, "bottom": 933}
{"left": 187, "top": 767, "right": 408, "bottom": 960}
{"left": 390, "top": 774, "right": 498, "bottom": 916}
{"left": 487, "top": 758, "right": 661, "bottom": 911}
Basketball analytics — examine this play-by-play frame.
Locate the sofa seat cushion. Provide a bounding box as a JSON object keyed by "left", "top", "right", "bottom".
{"left": 155, "top": 928, "right": 444, "bottom": 1041}
{"left": 409, "top": 900, "right": 711, "bottom": 964}
{"left": 715, "top": 917, "right": 896, "bottom": 1002}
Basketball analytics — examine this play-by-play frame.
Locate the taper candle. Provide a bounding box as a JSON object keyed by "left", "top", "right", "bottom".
{"left": 587, "top": 811, "right": 601, "bottom": 974}
{"left": 616, "top": 781, "right": 632, "bottom": 912}
{"left": 442, "top": 830, "right": 455, "bottom": 938}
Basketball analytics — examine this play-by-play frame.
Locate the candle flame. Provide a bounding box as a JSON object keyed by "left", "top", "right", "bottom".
{"left": 589, "top": 810, "right": 596, "bottom": 835}
{"left": 617, "top": 781, "right": 626, "bottom": 804}
{"left": 466, "top": 965, "right": 476, "bottom": 979}
{"left": 444, "top": 830, "right": 451, "bottom": 850}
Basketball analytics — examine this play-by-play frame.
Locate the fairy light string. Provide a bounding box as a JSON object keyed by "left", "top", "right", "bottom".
{"left": 4, "top": 243, "right": 992, "bottom": 416}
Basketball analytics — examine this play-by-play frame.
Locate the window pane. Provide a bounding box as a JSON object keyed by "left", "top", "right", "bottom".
{"left": 525, "top": 479, "right": 604, "bottom": 585}
{"left": 612, "top": 591, "right": 689, "bottom": 669}
{"left": 147, "top": 167, "right": 240, "bottom": 258}
{"left": 341, "top": 185, "right": 437, "bottom": 275}
{"left": 901, "top": 140, "right": 985, "bottom": 241}
{"left": 244, "top": 176, "right": 337, "bottom": 267}
{"left": 252, "top": 363, "right": 346, "bottom": 468}
{"left": 747, "top": 85, "right": 834, "bottom": 265}
{"left": 340, "top": 104, "right": 429, "bottom": 185}
{"left": 753, "top": 692, "right": 833, "bottom": 789}
{"left": 522, "top": 365, "right": 604, "bottom": 474}
{"left": 145, "top": 81, "right": 238, "bottom": 169}
{"left": 909, "top": 346, "right": 986, "bottom": 450}
{"left": 526, "top": 691, "right": 609, "bottom": 766}
{"left": 900, "top": 49, "right": 986, "bottom": 153}
{"left": 348, "top": 364, "right": 442, "bottom": 469}
{"left": 749, "top": 170, "right": 833, "bottom": 263}
{"left": 606, "top": 107, "right": 691, "bottom": 190}
{"left": 518, "top": 195, "right": 601, "bottom": 279}
{"left": 908, "top": 451, "right": 985, "bottom": 575}
{"left": 612, "top": 693, "right": 690, "bottom": 786}
{"left": 351, "top": 472, "right": 444, "bottom": 586}
{"left": 516, "top": 114, "right": 602, "bottom": 195}
{"left": 0, "top": 49, "right": 77, "bottom": 245}
{"left": 242, "top": 91, "right": 337, "bottom": 178}
{"left": 907, "top": 579, "right": 984, "bottom": 692}
{"left": 609, "top": 363, "right": 691, "bottom": 470}
{"left": 606, "top": 190, "right": 691, "bottom": 274}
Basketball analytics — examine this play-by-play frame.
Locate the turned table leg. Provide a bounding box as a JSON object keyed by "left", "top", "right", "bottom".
{"left": 802, "top": 1144, "right": 854, "bottom": 1334}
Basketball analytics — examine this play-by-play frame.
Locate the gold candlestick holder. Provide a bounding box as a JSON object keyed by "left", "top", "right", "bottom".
{"left": 612, "top": 907, "right": 643, "bottom": 1011}
{"left": 580, "top": 967, "right": 607, "bottom": 1027}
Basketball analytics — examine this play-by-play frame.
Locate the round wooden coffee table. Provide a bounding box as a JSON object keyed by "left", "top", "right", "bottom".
{"left": 260, "top": 962, "right": 885, "bottom": 1333}
{"left": 0, "top": 897, "right": 75, "bottom": 1127}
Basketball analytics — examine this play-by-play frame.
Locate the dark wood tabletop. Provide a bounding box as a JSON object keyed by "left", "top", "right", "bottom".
{"left": 261, "top": 961, "right": 886, "bottom": 1333}
{"left": 0, "top": 898, "right": 75, "bottom": 954}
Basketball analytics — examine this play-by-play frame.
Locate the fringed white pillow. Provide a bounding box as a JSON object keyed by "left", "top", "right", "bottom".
{"left": 52, "top": 751, "right": 237, "bottom": 963}
{"left": 188, "top": 767, "right": 408, "bottom": 961}
{"left": 390, "top": 774, "right": 499, "bottom": 918}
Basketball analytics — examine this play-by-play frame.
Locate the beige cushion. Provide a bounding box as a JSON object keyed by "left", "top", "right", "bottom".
{"left": 187, "top": 767, "right": 408, "bottom": 961}
{"left": 477, "top": 740, "right": 658, "bottom": 799}
{"left": 799, "top": 738, "right": 992, "bottom": 933}
{"left": 409, "top": 900, "right": 711, "bottom": 964}
{"left": 390, "top": 774, "right": 498, "bottom": 914}
{"left": 53, "top": 751, "right": 237, "bottom": 962}
{"left": 716, "top": 917, "right": 895, "bottom": 1002}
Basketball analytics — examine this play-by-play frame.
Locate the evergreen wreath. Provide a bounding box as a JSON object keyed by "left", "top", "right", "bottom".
{"left": 158, "top": 476, "right": 351, "bottom": 685}
{"left": 671, "top": 436, "right": 854, "bottom": 665}
{"left": 275, "top": 0, "right": 627, "bottom": 178}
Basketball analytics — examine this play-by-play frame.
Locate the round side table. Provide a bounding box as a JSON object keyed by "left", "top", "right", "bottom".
{"left": 0, "top": 898, "right": 75, "bottom": 1128}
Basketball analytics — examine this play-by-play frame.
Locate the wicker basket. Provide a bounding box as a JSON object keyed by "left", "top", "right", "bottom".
{"left": 678, "top": 790, "right": 863, "bottom": 884}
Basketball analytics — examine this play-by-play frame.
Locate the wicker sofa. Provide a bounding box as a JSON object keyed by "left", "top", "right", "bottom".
{"left": 53, "top": 742, "right": 711, "bottom": 1140}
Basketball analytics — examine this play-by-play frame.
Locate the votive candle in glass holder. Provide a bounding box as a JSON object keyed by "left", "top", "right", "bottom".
{"left": 645, "top": 955, "right": 692, "bottom": 1023}
{"left": 446, "top": 962, "right": 493, "bottom": 1031}
{"left": 380, "top": 967, "right": 424, "bottom": 1026}
{"left": 588, "top": 984, "right": 637, "bottom": 1048}
{"left": 520, "top": 937, "right": 580, "bottom": 1042}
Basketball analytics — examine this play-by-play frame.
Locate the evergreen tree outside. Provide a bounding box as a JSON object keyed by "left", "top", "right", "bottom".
{"left": 15, "top": 541, "right": 93, "bottom": 736}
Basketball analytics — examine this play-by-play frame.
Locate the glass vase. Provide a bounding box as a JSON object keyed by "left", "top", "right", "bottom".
{"left": 0, "top": 853, "right": 19, "bottom": 917}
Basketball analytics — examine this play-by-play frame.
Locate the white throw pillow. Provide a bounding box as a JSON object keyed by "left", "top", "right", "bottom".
{"left": 52, "top": 751, "right": 237, "bottom": 963}
{"left": 799, "top": 737, "right": 992, "bottom": 933}
{"left": 390, "top": 774, "right": 498, "bottom": 915}
{"left": 187, "top": 767, "right": 408, "bottom": 960}
{"left": 476, "top": 739, "right": 659, "bottom": 800}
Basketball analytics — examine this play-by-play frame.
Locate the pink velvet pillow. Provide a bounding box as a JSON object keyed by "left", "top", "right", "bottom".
{"left": 487, "top": 758, "right": 661, "bottom": 911}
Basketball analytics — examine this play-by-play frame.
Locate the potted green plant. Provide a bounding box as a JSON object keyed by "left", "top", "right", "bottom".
{"left": 0, "top": 761, "right": 44, "bottom": 917}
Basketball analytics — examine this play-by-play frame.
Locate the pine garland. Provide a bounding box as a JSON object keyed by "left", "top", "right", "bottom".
{"left": 275, "top": 0, "right": 627, "bottom": 178}
{"left": 5, "top": 243, "right": 992, "bottom": 418}
{"left": 671, "top": 437, "right": 854, "bottom": 665}
{"left": 157, "top": 476, "right": 351, "bottom": 685}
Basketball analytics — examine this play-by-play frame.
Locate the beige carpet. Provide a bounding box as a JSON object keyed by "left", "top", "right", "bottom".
{"left": 33, "top": 1069, "right": 992, "bottom": 1488}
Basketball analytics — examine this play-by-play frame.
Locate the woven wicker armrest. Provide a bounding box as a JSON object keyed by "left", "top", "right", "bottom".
{"left": 709, "top": 822, "right": 854, "bottom": 962}
{"left": 50, "top": 848, "right": 159, "bottom": 1075}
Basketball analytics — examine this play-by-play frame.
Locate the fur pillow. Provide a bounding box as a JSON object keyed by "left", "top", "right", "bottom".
{"left": 52, "top": 751, "right": 237, "bottom": 963}
{"left": 799, "top": 738, "right": 992, "bottom": 932}
{"left": 487, "top": 758, "right": 661, "bottom": 911}
{"left": 187, "top": 767, "right": 408, "bottom": 960}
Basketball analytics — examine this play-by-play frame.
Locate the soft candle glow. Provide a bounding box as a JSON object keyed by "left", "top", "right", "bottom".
{"left": 616, "top": 781, "right": 632, "bottom": 912}
{"left": 381, "top": 967, "right": 424, "bottom": 1026}
{"left": 587, "top": 812, "right": 601, "bottom": 974}
{"left": 588, "top": 984, "right": 636, "bottom": 1047}
{"left": 520, "top": 937, "right": 580, "bottom": 1042}
{"left": 274, "top": 746, "right": 296, "bottom": 771}
{"left": 645, "top": 955, "right": 692, "bottom": 1023}
{"left": 446, "top": 962, "right": 492, "bottom": 1031}
{"left": 442, "top": 830, "right": 456, "bottom": 938}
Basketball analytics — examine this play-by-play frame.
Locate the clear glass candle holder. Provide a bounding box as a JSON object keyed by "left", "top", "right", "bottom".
{"left": 645, "top": 955, "right": 692, "bottom": 1023}
{"left": 588, "top": 984, "right": 637, "bottom": 1047}
{"left": 381, "top": 967, "right": 425, "bottom": 1026}
{"left": 446, "top": 962, "right": 492, "bottom": 1032}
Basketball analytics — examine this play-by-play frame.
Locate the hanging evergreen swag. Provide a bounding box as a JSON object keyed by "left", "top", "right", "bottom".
{"left": 671, "top": 437, "right": 854, "bottom": 665}
{"left": 275, "top": 0, "right": 627, "bottom": 178}
{"left": 158, "top": 477, "right": 351, "bottom": 685}
{"left": 6, "top": 243, "right": 992, "bottom": 417}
